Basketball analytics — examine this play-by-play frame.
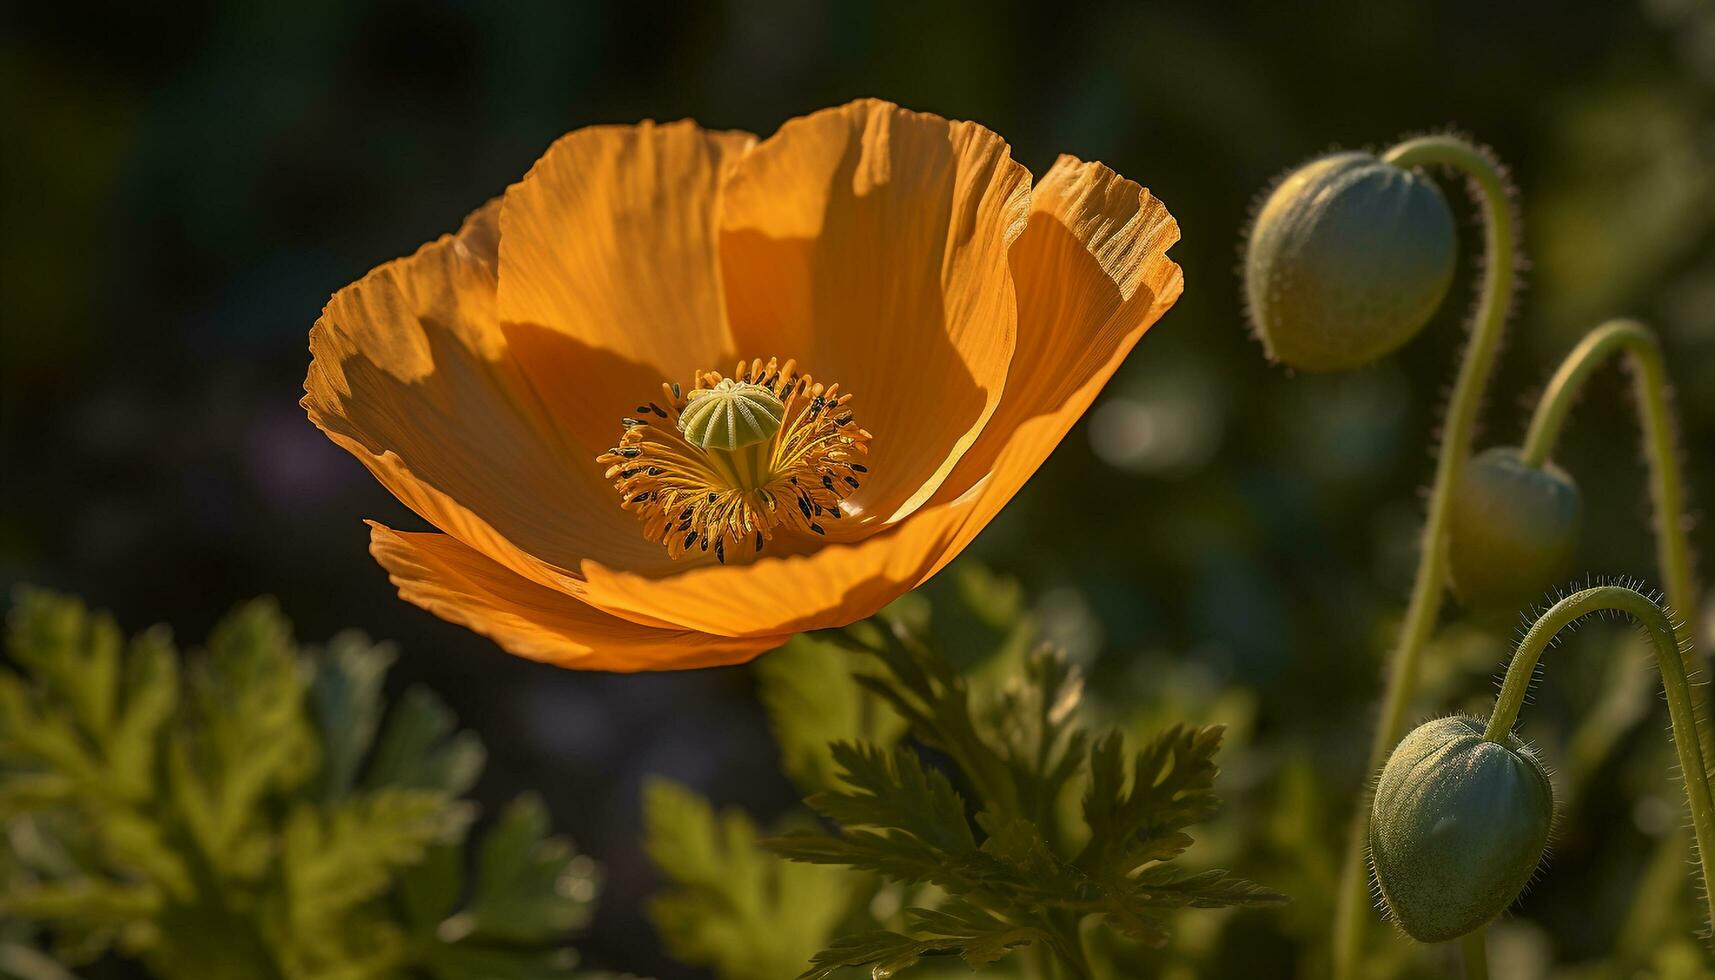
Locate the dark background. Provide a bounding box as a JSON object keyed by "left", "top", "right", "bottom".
{"left": 5, "top": 1, "right": 1713, "bottom": 976}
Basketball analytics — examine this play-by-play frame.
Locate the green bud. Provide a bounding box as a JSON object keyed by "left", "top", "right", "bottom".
{"left": 1448, "top": 447, "right": 1582, "bottom": 610}
{"left": 1370, "top": 716, "right": 1554, "bottom": 943}
{"left": 1244, "top": 152, "right": 1457, "bottom": 372}
{"left": 678, "top": 379, "right": 785, "bottom": 451}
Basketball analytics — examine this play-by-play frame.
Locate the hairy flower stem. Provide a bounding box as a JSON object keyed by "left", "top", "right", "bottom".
{"left": 1482, "top": 585, "right": 1715, "bottom": 937}
{"left": 1520, "top": 319, "right": 1702, "bottom": 654}
{"left": 1521, "top": 318, "right": 1710, "bottom": 949}
{"left": 1331, "top": 136, "right": 1517, "bottom": 980}
{"left": 1461, "top": 928, "right": 1488, "bottom": 980}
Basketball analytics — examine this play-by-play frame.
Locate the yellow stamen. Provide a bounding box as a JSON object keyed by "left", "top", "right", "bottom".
{"left": 597, "top": 356, "right": 872, "bottom": 563}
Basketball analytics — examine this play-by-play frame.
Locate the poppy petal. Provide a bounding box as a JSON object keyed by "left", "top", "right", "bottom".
{"left": 571, "top": 156, "right": 1180, "bottom": 638}
{"left": 304, "top": 201, "right": 669, "bottom": 603}
{"left": 497, "top": 120, "right": 756, "bottom": 394}
{"left": 575, "top": 506, "right": 971, "bottom": 637}
{"left": 717, "top": 99, "right": 1030, "bottom": 533}
{"left": 369, "top": 522, "right": 785, "bottom": 671}
{"left": 919, "top": 154, "right": 1184, "bottom": 558}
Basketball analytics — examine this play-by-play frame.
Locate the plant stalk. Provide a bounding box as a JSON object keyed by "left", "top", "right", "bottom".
{"left": 1519, "top": 319, "right": 1702, "bottom": 655}
{"left": 1331, "top": 135, "right": 1518, "bottom": 980}
{"left": 1519, "top": 319, "right": 1708, "bottom": 951}
{"left": 1482, "top": 585, "right": 1715, "bottom": 936}
{"left": 1461, "top": 928, "right": 1489, "bottom": 980}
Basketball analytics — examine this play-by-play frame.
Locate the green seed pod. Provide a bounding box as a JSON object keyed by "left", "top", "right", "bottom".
{"left": 1244, "top": 152, "right": 1457, "bottom": 372}
{"left": 678, "top": 379, "right": 784, "bottom": 451}
{"left": 1370, "top": 716, "right": 1554, "bottom": 943}
{"left": 1448, "top": 447, "right": 1582, "bottom": 610}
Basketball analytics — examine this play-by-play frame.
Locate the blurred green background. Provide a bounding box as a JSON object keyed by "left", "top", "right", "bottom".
{"left": 3, "top": 1, "right": 1713, "bottom": 976}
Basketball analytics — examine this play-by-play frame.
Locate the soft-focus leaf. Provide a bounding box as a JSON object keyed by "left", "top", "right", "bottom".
{"left": 462, "top": 793, "right": 596, "bottom": 941}
{"left": 0, "top": 940, "right": 81, "bottom": 980}
{"left": 985, "top": 648, "right": 1088, "bottom": 842}
{"left": 365, "top": 686, "right": 485, "bottom": 798}
{"left": 277, "top": 787, "right": 463, "bottom": 930}
{"left": 415, "top": 942, "right": 583, "bottom": 980}
{"left": 900, "top": 563, "right": 1036, "bottom": 674}
{"left": 753, "top": 632, "right": 906, "bottom": 794}
{"left": 309, "top": 631, "right": 395, "bottom": 801}
{"left": 0, "top": 588, "right": 602, "bottom": 980}
{"left": 106, "top": 627, "right": 179, "bottom": 801}
{"left": 398, "top": 842, "right": 464, "bottom": 934}
{"left": 407, "top": 794, "right": 600, "bottom": 979}
{"left": 5, "top": 590, "right": 123, "bottom": 744}
{"left": 644, "top": 777, "right": 853, "bottom": 980}
{"left": 171, "top": 599, "right": 317, "bottom": 877}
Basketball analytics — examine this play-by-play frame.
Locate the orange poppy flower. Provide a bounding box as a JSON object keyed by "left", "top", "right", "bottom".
{"left": 303, "top": 99, "right": 1181, "bottom": 672}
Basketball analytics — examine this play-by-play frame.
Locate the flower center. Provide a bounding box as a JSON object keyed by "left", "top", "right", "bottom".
{"left": 598, "top": 357, "right": 872, "bottom": 563}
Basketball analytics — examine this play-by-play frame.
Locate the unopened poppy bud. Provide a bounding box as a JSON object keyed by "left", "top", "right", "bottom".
{"left": 1244, "top": 152, "right": 1456, "bottom": 372}
{"left": 1448, "top": 447, "right": 1582, "bottom": 610}
{"left": 678, "top": 379, "right": 785, "bottom": 451}
{"left": 1370, "top": 716, "right": 1554, "bottom": 943}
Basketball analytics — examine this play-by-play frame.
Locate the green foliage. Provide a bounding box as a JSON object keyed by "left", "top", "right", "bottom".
{"left": 643, "top": 778, "right": 856, "bottom": 980}
{"left": 795, "top": 906, "right": 1041, "bottom": 977}
{"left": 642, "top": 569, "right": 1043, "bottom": 980}
{"left": 751, "top": 630, "right": 906, "bottom": 795}
{"left": 770, "top": 622, "right": 1283, "bottom": 979}
{"left": 645, "top": 567, "right": 1283, "bottom": 980}
{"left": 0, "top": 587, "right": 603, "bottom": 980}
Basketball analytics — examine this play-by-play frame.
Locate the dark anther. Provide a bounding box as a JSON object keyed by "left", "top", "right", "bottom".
{"left": 648, "top": 402, "right": 668, "bottom": 418}
{"left": 821, "top": 474, "right": 835, "bottom": 490}
{"left": 684, "top": 531, "right": 698, "bottom": 549}
{"left": 844, "top": 476, "right": 860, "bottom": 488}
{"left": 851, "top": 464, "right": 868, "bottom": 473}
{"left": 671, "top": 382, "right": 682, "bottom": 399}
{"left": 754, "top": 531, "right": 765, "bottom": 551}
{"left": 647, "top": 466, "right": 664, "bottom": 476}
{"left": 618, "top": 447, "right": 642, "bottom": 458}
{"left": 809, "top": 522, "right": 825, "bottom": 535}
{"left": 620, "top": 469, "right": 638, "bottom": 478}
{"left": 708, "top": 492, "right": 718, "bottom": 503}
{"left": 636, "top": 405, "right": 652, "bottom": 414}
{"left": 798, "top": 497, "right": 812, "bottom": 518}
{"left": 715, "top": 539, "right": 726, "bottom": 564}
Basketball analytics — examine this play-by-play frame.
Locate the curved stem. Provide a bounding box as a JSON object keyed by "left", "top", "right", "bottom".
{"left": 1331, "top": 136, "right": 1518, "bottom": 980}
{"left": 1460, "top": 928, "right": 1489, "bottom": 980}
{"left": 1483, "top": 585, "right": 1715, "bottom": 936}
{"left": 1518, "top": 323, "right": 1710, "bottom": 952}
{"left": 1519, "top": 319, "right": 1702, "bottom": 653}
